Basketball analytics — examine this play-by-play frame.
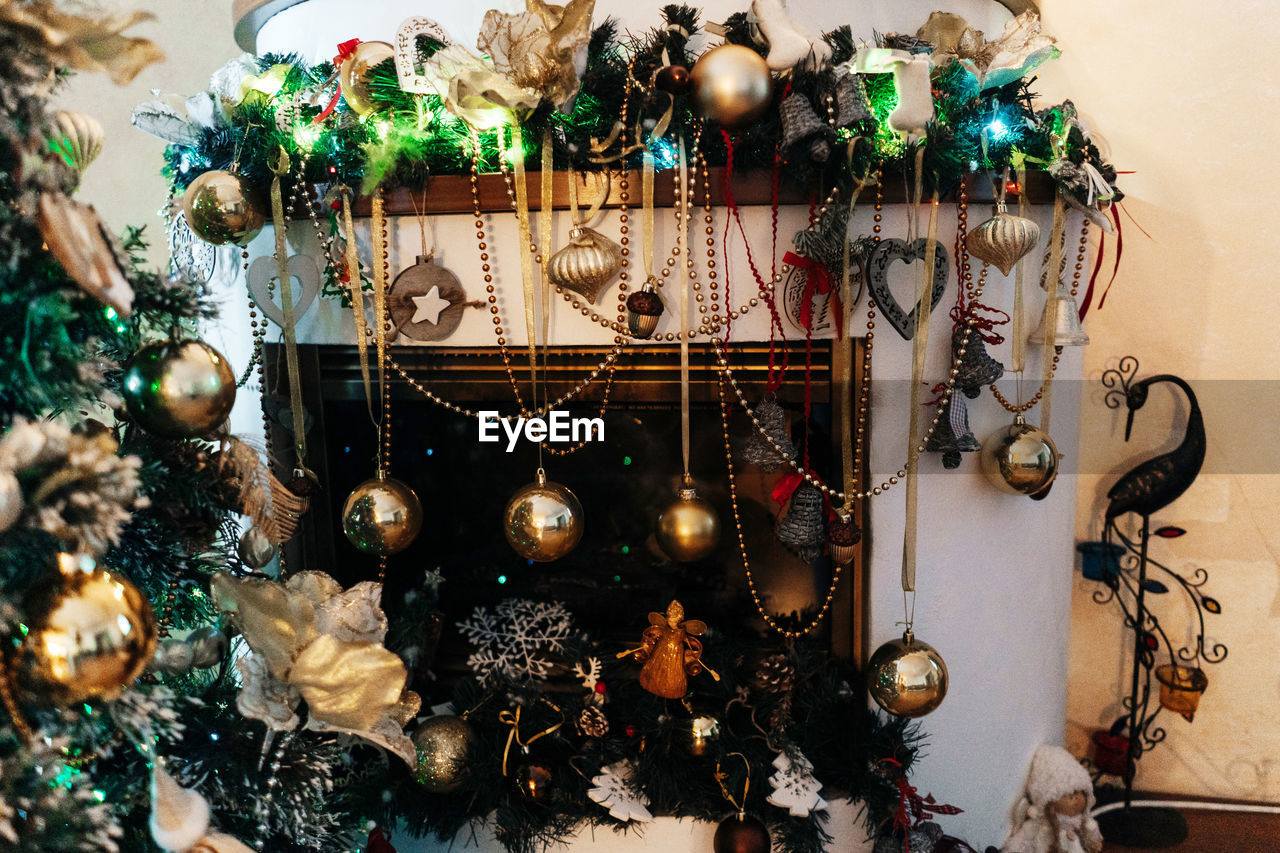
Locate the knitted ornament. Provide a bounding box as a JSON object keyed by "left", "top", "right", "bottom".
{"left": 925, "top": 394, "right": 981, "bottom": 469}
{"left": 779, "top": 91, "right": 832, "bottom": 162}
{"left": 776, "top": 483, "right": 824, "bottom": 562}
{"left": 833, "top": 70, "right": 871, "bottom": 126}
{"left": 741, "top": 398, "right": 795, "bottom": 471}
{"left": 953, "top": 326, "right": 1003, "bottom": 398}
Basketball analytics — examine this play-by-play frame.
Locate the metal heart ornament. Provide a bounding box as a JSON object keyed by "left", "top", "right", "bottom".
{"left": 865, "top": 237, "right": 949, "bottom": 340}
{"left": 967, "top": 207, "right": 1040, "bottom": 276}
{"left": 246, "top": 254, "right": 320, "bottom": 328}
{"left": 394, "top": 16, "right": 451, "bottom": 95}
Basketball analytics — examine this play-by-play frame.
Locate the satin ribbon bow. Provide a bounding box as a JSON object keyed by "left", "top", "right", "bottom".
{"left": 783, "top": 250, "right": 843, "bottom": 339}
{"left": 313, "top": 38, "right": 362, "bottom": 124}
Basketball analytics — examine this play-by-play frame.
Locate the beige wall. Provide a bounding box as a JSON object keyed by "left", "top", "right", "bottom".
{"left": 1036, "top": 1, "right": 1280, "bottom": 801}
{"left": 51, "top": 0, "right": 1278, "bottom": 808}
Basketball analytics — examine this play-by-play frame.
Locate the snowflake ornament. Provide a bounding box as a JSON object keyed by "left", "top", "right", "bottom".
{"left": 588, "top": 761, "right": 652, "bottom": 823}
{"left": 767, "top": 750, "right": 828, "bottom": 817}
{"left": 457, "top": 598, "right": 575, "bottom": 684}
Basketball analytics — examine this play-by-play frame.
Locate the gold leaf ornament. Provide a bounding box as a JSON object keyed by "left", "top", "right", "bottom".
{"left": 0, "top": 0, "right": 164, "bottom": 86}
{"left": 477, "top": 0, "right": 594, "bottom": 111}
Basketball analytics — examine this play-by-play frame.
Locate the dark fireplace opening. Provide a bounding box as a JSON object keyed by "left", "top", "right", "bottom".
{"left": 267, "top": 341, "right": 866, "bottom": 696}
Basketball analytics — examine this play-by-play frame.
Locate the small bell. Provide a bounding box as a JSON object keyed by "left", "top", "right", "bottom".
{"left": 779, "top": 92, "right": 832, "bottom": 163}
{"left": 775, "top": 483, "right": 825, "bottom": 563}
{"left": 626, "top": 277, "right": 664, "bottom": 338}
{"left": 1029, "top": 285, "right": 1090, "bottom": 346}
{"left": 952, "top": 326, "right": 1004, "bottom": 398}
{"left": 925, "top": 394, "right": 981, "bottom": 469}
{"left": 740, "top": 398, "right": 795, "bottom": 471}
{"left": 833, "top": 71, "right": 871, "bottom": 126}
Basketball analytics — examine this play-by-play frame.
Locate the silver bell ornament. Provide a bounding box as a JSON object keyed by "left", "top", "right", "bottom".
{"left": 967, "top": 201, "right": 1040, "bottom": 276}
{"left": 1029, "top": 282, "right": 1090, "bottom": 347}
{"left": 547, "top": 226, "right": 623, "bottom": 305}
{"left": 981, "top": 414, "right": 1060, "bottom": 496}
{"left": 779, "top": 91, "right": 831, "bottom": 162}
{"left": 775, "top": 483, "right": 824, "bottom": 563}
{"left": 740, "top": 398, "right": 795, "bottom": 472}
{"left": 952, "top": 326, "right": 1003, "bottom": 398}
{"left": 924, "top": 394, "right": 981, "bottom": 470}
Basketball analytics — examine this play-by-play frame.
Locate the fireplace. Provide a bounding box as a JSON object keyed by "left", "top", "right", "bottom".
{"left": 264, "top": 340, "right": 867, "bottom": 685}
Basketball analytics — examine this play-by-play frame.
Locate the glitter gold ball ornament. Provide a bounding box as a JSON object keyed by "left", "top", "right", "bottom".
{"left": 339, "top": 40, "right": 395, "bottom": 117}
{"left": 9, "top": 553, "right": 156, "bottom": 706}
{"left": 236, "top": 525, "right": 276, "bottom": 570}
{"left": 713, "top": 814, "right": 771, "bottom": 853}
{"left": 514, "top": 761, "right": 554, "bottom": 802}
{"left": 655, "top": 483, "right": 720, "bottom": 562}
{"left": 680, "top": 713, "right": 722, "bottom": 757}
{"left": 547, "top": 226, "right": 623, "bottom": 305}
{"left": 866, "top": 631, "right": 948, "bottom": 718}
{"left": 503, "top": 469, "right": 584, "bottom": 562}
{"left": 181, "top": 170, "right": 265, "bottom": 246}
{"left": 122, "top": 339, "right": 237, "bottom": 439}
{"left": 412, "top": 714, "right": 475, "bottom": 793}
{"left": 342, "top": 476, "right": 424, "bottom": 556}
{"left": 689, "top": 44, "right": 774, "bottom": 130}
{"left": 981, "top": 415, "right": 1060, "bottom": 496}
{"left": 967, "top": 203, "right": 1041, "bottom": 276}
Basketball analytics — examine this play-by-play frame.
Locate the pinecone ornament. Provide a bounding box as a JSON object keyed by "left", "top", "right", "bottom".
{"left": 776, "top": 483, "right": 825, "bottom": 563}
{"left": 577, "top": 706, "right": 609, "bottom": 739}
{"left": 741, "top": 399, "right": 795, "bottom": 471}
{"left": 754, "top": 654, "right": 797, "bottom": 694}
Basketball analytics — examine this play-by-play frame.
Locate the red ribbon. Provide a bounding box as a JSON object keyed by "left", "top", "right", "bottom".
{"left": 783, "top": 251, "right": 843, "bottom": 339}
{"left": 878, "top": 757, "right": 963, "bottom": 853}
{"left": 313, "top": 39, "right": 363, "bottom": 125}
{"left": 366, "top": 828, "right": 397, "bottom": 853}
{"left": 771, "top": 471, "right": 804, "bottom": 507}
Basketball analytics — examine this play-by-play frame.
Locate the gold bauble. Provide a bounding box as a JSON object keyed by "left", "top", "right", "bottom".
{"left": 339, "top": 40, "right": 395, "bottom": 117}
{"left": 514, "top": 762, "right": 554, "bottom": 802}
{"left": 50, "top": 110, "right": 104, "bottom": 173}
{"left": 656, "top": 485, "right": 720, "bottom": 562}
{"left": 412, "top": 714, "right": 475, "bottom": 793}
{"left": 181, "top": 170, "right": 265, "bottom": 246}
{"left": 689, "top": 44, "right": 774, "bottom": 130}
{"left": 966, "top": 206, "right": 1041, "bottom": 276}
{"left": 680, "top": 713, "right": 722, "bottom": 757}
{"left": 503, "top": 469, "right": 583, "bottom": 562}
{"left": 122, "top": 339, "right": 237, "bottom": 439}
{"left": 342, "top": 476, "right": 424, "bottom": 556}
{"left": 866, "top": 631, "right": 948, "bottom": 718}
{"left": 981, "top": 415, "right": 1060, "bottom": 496}
{"left": 547, "top": 226, "right": 623, "bottom": 304}
{"left": 9, "top": 553, "right": 157, "bottom": 706}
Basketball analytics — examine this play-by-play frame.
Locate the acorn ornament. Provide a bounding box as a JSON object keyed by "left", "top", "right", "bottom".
{"left": 181, "top": 169, "right": 265, "bottom": 246}
{"left": 626, "top": 278, "right": 664, "bottom": 338}
{"left": 548, "top": 226, "right": 623, "bottom": 305}
{"left": 827, "top": 511, "right": 861, "bottom": 566}
{"left": 689, "top": 44, "right": 774, "bottom": 130}
{"left": 967, "top": 201, "right": 1041, "bottom": 276}
{"left": 866, "top": 630, "right": 949, "bottom": 718}
{"left": 655, "top": 478, "right": 720, "bottom": 562}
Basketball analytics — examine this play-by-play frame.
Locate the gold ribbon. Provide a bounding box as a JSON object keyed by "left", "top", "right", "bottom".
{"left": 371, "top": 188, "right": 389, "bottom": 476}
{"left": 902, "top": 188, "right": 941, "bottom": 606}
{"left": 498, "top": 702, "right": 564, "bottom": 777}
{"left": 269, "top": 149, "right": 308, "bottom": 468}
{"left": 1039, "top": 192, "right": 1067, "bottom": 434}
{"left": 339, "top": 187, "right": 375, "bottom": 423}
{"left": 510, "top": 124, "right": 539, "bottom": 408}
{"left": 540, "top": 131, "right": 554, "bottom": 375}
{"left": 1010, "top": 168, "right": 1028, "bottom": 374}
{"left": 677, "top": 137, "right": 691, "bottom": 479}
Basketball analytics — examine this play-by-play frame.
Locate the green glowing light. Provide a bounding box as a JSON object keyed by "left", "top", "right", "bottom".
{"left": 613, "top": 574, "right": 621, "bottom": 582}
{"left": 293, "top": 122, "right": 322, "bottom": 151}
{"left": 623, "top": 456, "right": 632, "bottom": 465}
{"left": 620, "top": 545, "right": 629, "bottom": 555}
{"left": 497, "top": 574, "right": 508, "bottom": 584}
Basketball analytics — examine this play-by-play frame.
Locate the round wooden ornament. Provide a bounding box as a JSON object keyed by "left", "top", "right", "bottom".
{"left": 387, "top": 254, "right": 469, "bottom": 342}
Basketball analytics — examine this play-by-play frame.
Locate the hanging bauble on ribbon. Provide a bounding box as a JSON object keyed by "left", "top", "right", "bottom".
{"left": 655, "top": 64, "right": 691, "bottom": 95}
{"left": 740, "top": 398, "right": 795, "bottom": 472}
{"left": 412, "top": 714, "right": 475, "bottom": 793}
{"left": 236, "top": 525, "right": 277, "bottom": 570}
{"left": 655, "top": 480, "right": 720, "bottom": 563}
{"left": 980, "top": 415, "right": 1059, "bottom": 496}
{"left": 689, "top": 44, "right": 773, "bottom": 130}
{"left": 181, "top": 170, "right": 265, "bottom": 246}
{"left": 122, "top": 338, "right": 237, "bottom": 439}
{"left": 49, "top": 110, "right": 104, "bottom": 174}
{"left": 339, "top": 40, "right": 395, "bottom": 117}
{"left": 504, "top": 468, "right": 584, "bottom": 562}
{"left": 924, "top": 394, "right": 981, "bottom": 470}
{"left": 8, "top": 552, "right": 156, "bottom": 706}
{"left": 387, "top": 254, "right": 470, "bottom": 342}
{"left": 342, "top": 476, "right": 424, "bottom": 555}
{"left": 774, "top": 481, "right": 824, "bottom": 563}
{"left": 827, "top": 512, "right": 861, "bottom": 567}
{"left": 547, "top": 226, "right": 623, "bottom": 305}
{"left": 967, "top": 201, "right": 1041, "bottom": 276}
{"left": 866, "top": 630, "right": 948, "bottom": 718}
{"left": 625, "top": 278, "right": 664, "bottom": 339}
{"left": 713, "top": 814, "right": 771, "bottom": 853}
{"left": 952, "top": 326, "right": 1003, "bottom": 398}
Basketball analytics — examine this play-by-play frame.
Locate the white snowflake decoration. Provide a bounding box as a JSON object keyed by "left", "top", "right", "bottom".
{"left": 588, "top": 761, "right": 652, "bottom": 823}
{"left": 457, "top": 598, "right": 574, "bottom": 684}
{"left": 766, "top": 750, "right": 828, "bottom": 817}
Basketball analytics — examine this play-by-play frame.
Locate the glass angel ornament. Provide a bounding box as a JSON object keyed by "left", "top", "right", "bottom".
{"left": 618, "top": 600, "right": 720, "bottom": 699}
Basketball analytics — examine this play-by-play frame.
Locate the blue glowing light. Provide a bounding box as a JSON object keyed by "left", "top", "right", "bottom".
{"left": 498, "top": 574, "right": 508, "bottom": 584}
{"left": 986, "top": 119, "right": 1012, "bottom": 141}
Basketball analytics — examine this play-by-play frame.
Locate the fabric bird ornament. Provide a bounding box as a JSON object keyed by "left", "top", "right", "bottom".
{"left": 751, "top": 0, "right": 832, "bottom": 71}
